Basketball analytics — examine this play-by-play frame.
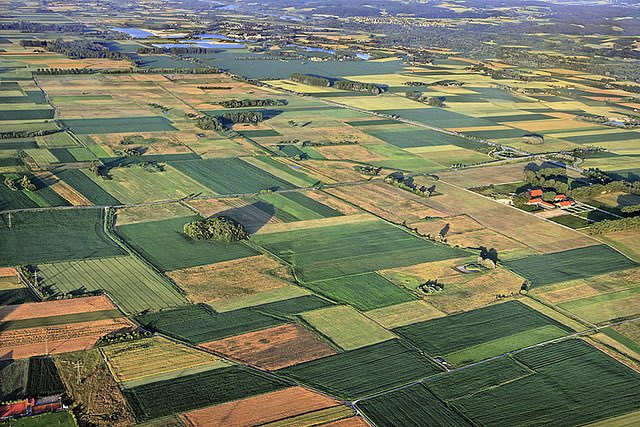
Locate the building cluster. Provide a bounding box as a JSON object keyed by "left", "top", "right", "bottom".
{"left": 526, "top": 189, "right": 576, "bottom": 209}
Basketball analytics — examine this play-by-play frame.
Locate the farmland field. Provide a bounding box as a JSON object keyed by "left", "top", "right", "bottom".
{"left": 123, "top": 365, "right": 287, "bottom": 421}
{"left": 117, "top": 215, "right": 259, "bottom": 271}
{"left": 358, "top": 340, "right": 640, "bottom": 427}
{"left": 62, "top": 116, "right": 177, "bottom": 134}
{"left": 37, "top": 256, "right": 188, "bottom": 314}
{"left": 393, "top": 300, "right": 572, "bottom": 365}
{"left": 252, "top": 219, "right": 468, "bottom": 282}
{"left": 505, "top": 245, "right": 638, "bottom": 288}
{"left": 0, "top": 209, "right": 125, "bottom": 267}
{"left": 278, "top": 339, "right": 442, "bottom": 399}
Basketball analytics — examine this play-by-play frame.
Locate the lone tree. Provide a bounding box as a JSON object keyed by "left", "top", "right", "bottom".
{"left": 183, "top": 216, "right": 248, "bottom": 242}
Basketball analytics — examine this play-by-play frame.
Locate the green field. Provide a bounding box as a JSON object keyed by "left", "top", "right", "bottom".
{"left": 61, "top": 116, "right": 177, "bottom": 134}
{"left": 0, "top": 356, "right": 65, "bottom": 402}
{"left": 136, "top": 304, "right": 286, "bottom": 344}
{"left": 358, "top": 340, "right": 640, "bottom": 426}
{"left": 300, "top": 305, "right": 396, "bottom": 350}
{"left": 505, "top": 245, "right": 638, "bottom": 288}
{"left": 257, "top": 192, "right": 342, "bottom": 222}
{"left": 304, "top": 272, "right": 416, "bottom": 311}
{"left": 123, "top": 365, "right": 287, "bottom": 421}
{"left": 7, "top": 411, "right": 77, "bottom": 427}
{"left": 278, "top": 339, "right": 442, "bottom": 399}
{"left": 117, "top": 215, "right": 259, "bottom": 271}
{"left": 252, "top": 219, "right": 467, "bottom": 282}
{"left": 38, "top": 256, "right": 188, "bottom": 314}
{"left": 0, "top": 209, "right": 125, "bottom": 267}
{"left": 393, "top": 300, "right": 572, "bottom": 365}
{"left": 549, "top": 214, "right": 591, "bottom": 229}
{"left": 170, "top": 157, "right": 297, "bottom": 195}
{"left": 56, "top": 169, "right": 121, "bottom": 205}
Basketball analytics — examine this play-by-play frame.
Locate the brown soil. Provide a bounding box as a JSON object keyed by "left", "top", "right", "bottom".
{"left": 0, "top": 295, "right": 116, "bottom": 321}
{"left": 199, "top": 323, "right": 336, "bottom": 370}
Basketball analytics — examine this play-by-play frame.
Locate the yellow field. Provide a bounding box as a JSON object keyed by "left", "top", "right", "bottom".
{"left": 102, "top": 336, "right": 230, "bottom": 383}
{"left": 365, "top": 300, "right": 445, "bottom": 328}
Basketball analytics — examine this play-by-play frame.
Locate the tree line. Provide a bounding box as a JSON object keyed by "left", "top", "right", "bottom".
{"left": 216, "top": 98, "right": 287, "bottom": 108}
{"left": 290, "top": 73, "right": 385, "bottom": 94}
{"left": 21, "top": 39, "right": 127, "bottom": 60}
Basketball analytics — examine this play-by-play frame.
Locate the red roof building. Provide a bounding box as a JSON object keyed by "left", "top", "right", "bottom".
{"left": 539, "top": 201, "right": 555, "bottom": 209}
{"left": 530, "top": 189, "right": 543, "bottom": 197}
{"left": 527, "top": 197, "right": 542, "bottom": 205}
{"left": 554, "top": 194, "right": 567, "bottom": 201}
{"left": 557, "top": 200, "right": 575, "bottom": 208}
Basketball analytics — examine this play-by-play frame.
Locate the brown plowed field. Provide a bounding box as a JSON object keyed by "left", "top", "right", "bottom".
{"left": 0, "top": 318, "right": 134, "bottom": 360}
{"left": 0, "top": 295, "right": 116, "bottom": 321}
{"left": 321, "top": 417, "right": 371, "bottom": 427}
{"left": 181, "top": 386, "right": 340, "bottom": 427}
{"left": 199, "top": 323, "right": 336, "bottom": 370}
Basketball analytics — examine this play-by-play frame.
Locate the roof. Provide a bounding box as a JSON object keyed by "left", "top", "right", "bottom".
{"left": 557, "top": 200, "right": 574, "bottom": 207}
{"left": 530, "top": 189, "right": 543, "bottom": 197}
{"left": 527, "top": 197, "right": 542, "bottom": 204}
{"left": 540, "top": 201, "right": 555, "bottom": 208}
{"left": 554, "top": 194, "right": 567, "bottom": 200}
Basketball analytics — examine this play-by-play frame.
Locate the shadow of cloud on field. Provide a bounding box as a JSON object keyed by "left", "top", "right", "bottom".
{"left": 211, "top": 201, "right": 276, "bottom": 234}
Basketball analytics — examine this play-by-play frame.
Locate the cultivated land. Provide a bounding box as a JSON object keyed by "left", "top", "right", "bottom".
{"left": 1, "top": 2, "right": 640, "bottom": 425}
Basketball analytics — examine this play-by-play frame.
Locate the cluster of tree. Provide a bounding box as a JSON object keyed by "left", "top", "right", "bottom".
{"left": 4, "top": 175, "right": 36, "bottom": 192}
{"left": 356, "top": 165, "right": 382, "bottom": 176}
{"left": 89, "top": 160, "right": 110, "bottom": 179}
{"left": 523, "top": 167, "right": 572, "bottom": 196}
{"left": 589, "top": 216, "right": 640, "bottom": 235}
{"left": 290, "top": 73, "right": 330, "bottom": 87}
{"left": 522, "top": 133, "right": 544, "bottom": 145}
{"left": 33, "top": 68, "right": 95, "bottom": 75}
{"left": 137, "top": 161, "right": 165, "bottom": 172}
{"left": 137, "top": 46, "right": 217, "bottom": 55}
{"left": 22, "top": 39, "right": 127, "bottom": 60}
{"left": 418, "top": 279, "right": 444, "bottom": 293}
{"left": 216, "top": 98, "right": 287, "bottom": 108}
{"left": 96, "top": 329, "right": 152, "bottom": 346}
{"left": 0, "top": 21, "right": 88, "bottom": 33}
{"left": 621, "top": 205, "right": 640, "bottom": 214}
{"left": 334, "top": 79, "right": 384, "bottom": 94}
{"left": 183, "top": 216, "right": 248, "bottom": 242}
{"left": 478, "top": 246, "right": 498, "bottom": 269}
{"left": 0, "top": 129, "right": 60, "bottom": 139}
{"left": 198, "top": 86, "right": 232, "bottom": 90}
{"left": 221, "top": 111, "right": 263, "bottom": 124}
{"left": 116, "top": 147, "right": 143, "bottom": 157}
{"left": 406, "top": 92, "right": 446, "bottom": 107}
{"left": 384, "top": 173, "right": 435, "bottom": 197}
{"left": 193, "top": 114, "right": 221, "bottom": 130}
{"left": 148, "top": 103, "right": 171, "bottom": 113}
{"left": 403, "top": 81, "right": 430, "bottom": 87}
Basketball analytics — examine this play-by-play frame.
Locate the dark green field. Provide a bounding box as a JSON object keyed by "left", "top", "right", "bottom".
{"left": 123, "top": 365, "right": 287, "bottom": 421}
{"left": 0, "top": 356, "right": 65, "bottom": 402}
{"left": 170, "top": 157, "right": 297, "bottom": 195}
{"left": 393, "top": 301, "right": 571, "bottom": 364}
{"left": 357, "top": 340, "right": 640, "bottom": 427}
{"left": 0, "top": 209, "right": 125, "bottom": 266}
{"left": 117, "top": 215, "right": 259, "bottom": 271}
{"left": 278, "top": 339, "right": 442, "bottom": 399}
{"left": 252, "top": 219, "right": 468, "bottom": 282}
{"left": 56, "top": 169, "right": 121, "bottom": 205}
{"left": 504, "top": 244, "right": 638, "bottom": 287}
{"left": 61, "top": 116, "right": 177, "bottom": 134}
{"left": 304, "top": 272, "right": 416, "bottom": 311}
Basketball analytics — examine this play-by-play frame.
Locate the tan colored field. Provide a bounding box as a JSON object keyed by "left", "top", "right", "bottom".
{"left": 438, "top": 161, "right": 532, "bottom": 188}
{"left": 324, "top": 182, "right": 446, "bottom": 224}
{"left": 102, "top": 336, "right": 228, "bottom": 383}
{"left": 365, "top": 300, "right": 445, "bottom": 329}
{"left": 0, "top": 318, "right": 135, "bottom": 360}
{"left": 301, "top": 160, "right": 370, "bottom": 183}
{"left": 181, "top": 386, "right": 341, "bottom": 427}
{"left": 321, "top": 417, "right": 371, "bottom": 427}
{"left": 600, "top": 230, "right": 640, "bottom": 262}
{"left": 304, "top": 190, "right": 362, "bottom": 215}
{"left": 445, "top": 228, "right": 530, "bottom": 254}
{"left": 0, "top": 267, "right": 17, "bottom": 278}
{"left": 0, "top": 295, "right": 116, "bottom": 321}
{"left": 413, "top": 180, "right": 596, "bottom": 253}
{"left": 200, "top": 323, "right": 336, "bottom": 370}
{"left": 36, "top": 172, "right": 91, "bottom": 206}
{"left": 256, "top": 213, "right": 373, "bottom": 235}
{"left": 116, "top": 203, "right": 195, "bottom": 225}
{"left": 168, "top": 255, "right": 293, "bottom": 303}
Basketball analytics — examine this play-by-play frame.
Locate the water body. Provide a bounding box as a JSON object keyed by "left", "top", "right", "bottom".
{"left": 110, "top": 27, "right": 153, "bottom": 38}
{"left": 153, "top": 42, "right": 245, "bottom": 49}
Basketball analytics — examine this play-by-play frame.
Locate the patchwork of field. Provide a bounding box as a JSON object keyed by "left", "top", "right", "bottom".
{"left": 357, "top": 340, "right": 640, "bottom": 427}
{"left": 0, "top": 296, "right": 135, "bottom": 360}
{"left": 393, "top": 300, "right": 573, "bottom": 366}
{"left": 0, "top": 355, "right": 65, "bottom": 402}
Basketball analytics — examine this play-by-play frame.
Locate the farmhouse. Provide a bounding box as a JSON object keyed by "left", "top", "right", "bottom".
{"left": 526, "top": 189, "right": 575, "bottom": 209}
{"left": 0, "top": 396, "right": 64, "bottom": 420}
